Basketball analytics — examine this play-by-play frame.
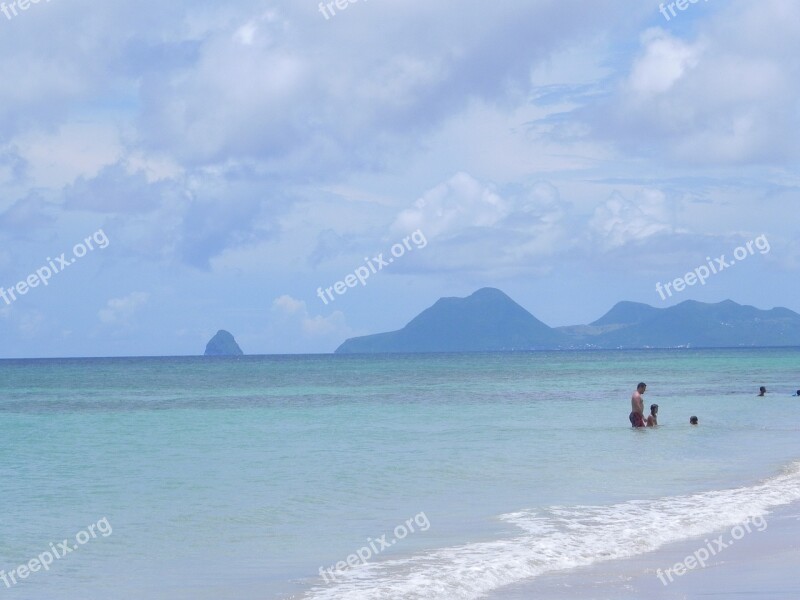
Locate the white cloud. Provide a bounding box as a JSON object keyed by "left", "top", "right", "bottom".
{"left": 98, "top": 292, "right": 150, "bottom": 325}
{"left": 393, "top": 172, "right": 508, "bottom": 239}
{"left": 302, "top": 312, "right": 348, "bottom": 336}
{"left": 272, "top": 294, "right": 305, "bottom": 315}
{"left": 627, "top": 29, "right": 702, "bottom": 97}
{"left": 582, "top": 0, "right": 800, "bottom": 165}
{"left": 271, "top": 294, "right": 351, "bottom": 339}
{"left": 17, "top": 122, "right": 124, "bottom": 188}
{"left": 590, "top": 189, "right": 675, "bottom": 250}
{"left": 389, "top": 172, "right": 571, "bottom": 274}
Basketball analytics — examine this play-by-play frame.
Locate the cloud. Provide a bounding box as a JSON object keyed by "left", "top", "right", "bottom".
{"left": 132, "top": 0, "right": 643, "bottom": 172}
{"left": 301, "top": 312, "right": 348, "bottom": 336}
{"left": 388, "top": 172, "right": 571, "bottom": 275}
{"left": 0, "top": 193, "right": 57, "bottom": 240}
{"left": 308, "top": 229, "right": 365, "bottom": 267}
{"left": 393, "top": 172, "right": 508, "bottom": 239}
{"left": 271, "top": 294, "right": 351, "bottom": 338}
{"left": 578, "top": 0, "right": 800, "bottom": 165}
{"left": 0, "top": 144, "right": 27, "bottom": 185}
{"left": 64, "top": 162, "right": 173, "bottom": 214}
{"left": 272, "top": 294, "right": 305, "bottom": 315}
{"left": 626, "top": 29, "right": 702, "bottom": 97}
{"left": 177, "top": 185, "right": 283, "bottom": 269}
{"left": 589, "top": 189, "right": 676, "bottom": 250}
{"left": 98, "top": 292, "right": 150, "bottom": 325}
{"left": 67, "top": 168, "right": 289, "bottom": 270}
{"left": 0, "top": 0, "right": 648, "bottom": 275}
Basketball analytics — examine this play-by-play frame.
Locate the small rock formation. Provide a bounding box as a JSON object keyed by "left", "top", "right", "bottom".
{"left": 204, "top": 330, "right": 244, "bottom": 356}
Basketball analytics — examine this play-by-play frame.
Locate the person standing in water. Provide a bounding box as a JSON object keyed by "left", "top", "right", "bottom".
{"left": 758, "top": 386, "right": 767, "bottom": 397}
{"left": 646, "top": 404, "right": 658, "bottom": 427}
{"left": 629, "top": 382, "right": 647, "bottom": 428}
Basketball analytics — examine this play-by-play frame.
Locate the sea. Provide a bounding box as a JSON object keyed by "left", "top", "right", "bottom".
{"left": 1, "top": 348, "right": 799, "bottom": 599}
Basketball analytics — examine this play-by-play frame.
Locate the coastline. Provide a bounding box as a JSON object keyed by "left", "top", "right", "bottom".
{"left": 487, "top": 502, "right": 800, "bottom": 599}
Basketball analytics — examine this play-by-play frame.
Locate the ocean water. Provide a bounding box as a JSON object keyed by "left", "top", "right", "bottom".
{"left": 1, "top": 349, "right": 799, "bottom": 599}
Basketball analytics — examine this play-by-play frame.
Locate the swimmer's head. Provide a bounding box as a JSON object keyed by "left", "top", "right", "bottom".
{"left": 689, "top": 416, "right": 698, "bottom": 425}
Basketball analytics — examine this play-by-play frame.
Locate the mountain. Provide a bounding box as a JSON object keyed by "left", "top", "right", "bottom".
{"left": 335, "top": 288, "right": 567, "bottom": 353}
{"left": 597, "top": 300, "right": 800, "bottom": 348}
{"left": 590, "top": 301, "right": 661, "bottom": 327}
{"left": 556, "top": 301, "right": 661, "bottom": 339}
{"left": 204, "top": 330, "right": 244, "bottom": 356}
{"left": 334, "top": 290, "right": 800, "bottom": 354}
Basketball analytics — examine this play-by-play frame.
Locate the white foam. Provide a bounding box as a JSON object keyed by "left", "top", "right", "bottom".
{"left": 299, "top": 461, "right": 800, "bottom": 600}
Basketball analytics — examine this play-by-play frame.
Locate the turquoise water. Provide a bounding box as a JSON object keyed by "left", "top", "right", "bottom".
{"left": 1, "top": 349, "right": 799, "bottom": 599}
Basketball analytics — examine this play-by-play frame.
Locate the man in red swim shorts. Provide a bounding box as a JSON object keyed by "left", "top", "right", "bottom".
{"left": 629, "top": 382, "right": 647, "bottom": 428}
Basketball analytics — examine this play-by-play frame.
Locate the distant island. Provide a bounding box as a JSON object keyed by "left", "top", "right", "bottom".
{"left": 335, "top": 288, "right": 800, "bottom": 353}
{"left": 204, "top": 330, "right": 244, "bottom": 356}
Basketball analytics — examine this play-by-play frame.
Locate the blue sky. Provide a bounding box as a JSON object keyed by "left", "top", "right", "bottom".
{"left": 0, "top": 0, "right": 798, "bottom": 357}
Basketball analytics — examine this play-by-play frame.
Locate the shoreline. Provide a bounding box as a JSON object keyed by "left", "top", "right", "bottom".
{"left": 487, "top": 501, "right": 800, "bottom": 599}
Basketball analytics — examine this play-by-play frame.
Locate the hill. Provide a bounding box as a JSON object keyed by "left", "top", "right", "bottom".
{"left": 336, "top": 288, "right": 567, "bottom": 353}
{"left": 335, "top": 290, "right": 800, "bottom": 353}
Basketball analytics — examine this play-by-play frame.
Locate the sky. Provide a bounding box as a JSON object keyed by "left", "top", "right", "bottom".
{"left": 0, "top": 0, "right": 798, "bottom": 357}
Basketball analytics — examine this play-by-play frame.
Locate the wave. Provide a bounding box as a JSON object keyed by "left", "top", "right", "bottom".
{"left": 298, "top": 461, "right": 800, "bottom": 600}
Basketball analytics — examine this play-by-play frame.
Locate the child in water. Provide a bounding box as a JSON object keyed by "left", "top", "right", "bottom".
{"left": 646, "top": 404, "right": 658, "bottom": 427}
